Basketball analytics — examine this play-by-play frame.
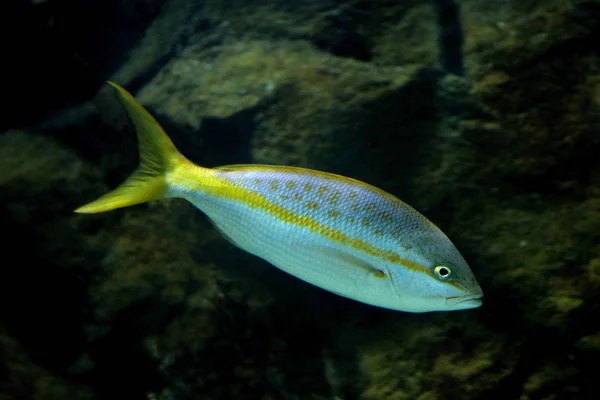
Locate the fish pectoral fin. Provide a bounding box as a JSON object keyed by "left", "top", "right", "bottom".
{"left": 312, "top": 245, "right": 387, "bottom": 279}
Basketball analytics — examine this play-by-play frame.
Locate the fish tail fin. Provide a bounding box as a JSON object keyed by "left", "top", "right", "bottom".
{"left": 75, "top": 81, "right": 190, "bottom": 214}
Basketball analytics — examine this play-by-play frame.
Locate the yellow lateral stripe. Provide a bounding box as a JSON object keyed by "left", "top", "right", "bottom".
{"left": 214, "top": 164, "right": 406, "bottom": 207}
{"left": 179, "top": 169, "right": 431, "bottom": 275}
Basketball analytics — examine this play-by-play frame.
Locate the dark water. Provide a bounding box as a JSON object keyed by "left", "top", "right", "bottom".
{"left": 1, "top": 1, "right": 599, "bottom": 399}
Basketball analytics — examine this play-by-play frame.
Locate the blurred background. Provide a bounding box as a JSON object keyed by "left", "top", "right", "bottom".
{"left": 1, "top": 0, "right": 599, "bottom": 399}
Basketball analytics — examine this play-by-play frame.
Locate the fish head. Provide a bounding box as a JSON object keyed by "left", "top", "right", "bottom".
{"left": 386, "top": 229, "right": 483, "bottom": 313}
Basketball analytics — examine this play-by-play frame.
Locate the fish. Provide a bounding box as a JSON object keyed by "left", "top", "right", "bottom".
{"left": 75, "top": 81, "right": 483, "bottom": 313}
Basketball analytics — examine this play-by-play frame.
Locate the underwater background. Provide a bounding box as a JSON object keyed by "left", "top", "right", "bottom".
{"left": 1, "top": 0, "right": 600, "bottom": 399}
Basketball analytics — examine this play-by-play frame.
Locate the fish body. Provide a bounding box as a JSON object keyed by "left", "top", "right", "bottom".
{"left": 76, "top": 81, "right": 483, "bottom": 313}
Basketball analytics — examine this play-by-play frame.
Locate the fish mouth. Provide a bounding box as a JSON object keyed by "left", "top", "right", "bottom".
{"left": 446, "top": 294, "right": 483, "bottom": 310}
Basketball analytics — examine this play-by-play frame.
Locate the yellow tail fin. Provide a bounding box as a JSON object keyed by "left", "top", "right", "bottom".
{"left": 75, "top": 81, "right": 183, "bottom": 214}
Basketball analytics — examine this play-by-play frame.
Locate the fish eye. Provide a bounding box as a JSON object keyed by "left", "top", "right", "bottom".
{"left": 434, "top": 265, "right": 452, "bottom": 280}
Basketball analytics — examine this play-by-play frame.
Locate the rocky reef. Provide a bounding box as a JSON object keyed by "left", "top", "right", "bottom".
{"left": 1, "top": 0, "right": 599, "bottom": 399}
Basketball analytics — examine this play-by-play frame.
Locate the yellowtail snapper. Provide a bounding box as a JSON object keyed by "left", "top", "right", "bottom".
{"left": 76, "top": 81, "right": 483, "bottom": 313}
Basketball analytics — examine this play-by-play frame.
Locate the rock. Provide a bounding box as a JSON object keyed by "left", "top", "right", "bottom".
{"left": 0, "top": 333, "right": 93, "bottom": 400}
